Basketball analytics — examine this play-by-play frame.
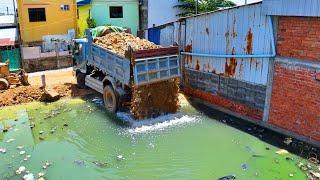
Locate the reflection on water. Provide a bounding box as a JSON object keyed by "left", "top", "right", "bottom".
{"left": 0, "top": 98, "right": 312, "bottom": 179}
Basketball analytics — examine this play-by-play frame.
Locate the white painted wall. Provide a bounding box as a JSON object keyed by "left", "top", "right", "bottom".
{"left": 147, "top": 0, "right": 180, "bottom": 28}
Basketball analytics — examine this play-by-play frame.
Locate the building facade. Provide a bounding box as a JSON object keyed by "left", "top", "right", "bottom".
{"left": 91, "top": 0, "right": 139, "bottom": 35}
{"left": 77, "top": 0, "right": 91, "bottom": 38}
{"left": 17, "top": 0, "right": 77, "bottom": 44}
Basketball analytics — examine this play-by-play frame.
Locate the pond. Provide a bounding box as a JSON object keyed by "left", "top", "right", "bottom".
{"left": 0, "top": 96, "right": 316, "bottom": 179}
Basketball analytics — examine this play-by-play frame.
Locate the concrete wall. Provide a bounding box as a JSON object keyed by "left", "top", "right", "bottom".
{"left": 147, "top": 0, "right": 179, "bottom": 28}
{"left": 77, "top": 4, "right": 91, "bottom": 37}
{"left": 22, "top": 56, "right": 72, "bottom": 72}
{"left": 91, "top": 0, "right": 139, "bottom": 35}
{"left": 269, "top": 17, "right": 320, "bottom": 142}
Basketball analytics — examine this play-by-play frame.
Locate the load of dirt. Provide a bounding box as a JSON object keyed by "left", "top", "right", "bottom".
{"left": 94, "top": 32, "right": 161, "bottom": 57}
{"left": 0, "top": 86, "right": 44, "bottom": 107}
{"left": 131, "top": 78, "right": 180, "bottom": 120}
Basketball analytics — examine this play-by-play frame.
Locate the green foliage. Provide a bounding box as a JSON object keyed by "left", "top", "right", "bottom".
{"left": 87, "top": 18, "right": 97, "bottom": 28}
{"left": 175, "top": 0, "right": 236, "bottom": 17}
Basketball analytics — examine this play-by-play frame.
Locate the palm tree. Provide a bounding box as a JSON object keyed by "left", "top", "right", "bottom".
{"left": 175, "top": 0, "right": 236, "bottom": 17}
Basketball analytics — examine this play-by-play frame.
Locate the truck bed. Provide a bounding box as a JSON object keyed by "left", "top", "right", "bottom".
{"left": 89, "top": 44, "right": 180, "bottom": 87}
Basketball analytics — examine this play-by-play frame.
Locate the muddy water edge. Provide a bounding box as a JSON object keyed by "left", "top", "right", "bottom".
{"left": 0, "top": 96, "right": 319, "bottom": 179}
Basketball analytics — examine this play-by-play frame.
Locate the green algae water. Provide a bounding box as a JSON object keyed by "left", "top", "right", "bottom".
{"left": 0, "top": 97, "right": 311, "bottom": 179}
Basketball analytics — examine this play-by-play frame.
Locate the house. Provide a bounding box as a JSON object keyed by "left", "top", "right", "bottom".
{"left": 76, "top": 0, "right": 92, "bottom": 37}
{"left": 139, "top": 0, "right": 180, "bottom": 30}
{"left": 91, "top": 0, "right": 139, "bottom": 35}
{"left": 16, "top": 0, "right": 77, "bottom": 72}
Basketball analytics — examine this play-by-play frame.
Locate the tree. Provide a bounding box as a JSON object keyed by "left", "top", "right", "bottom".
{"left": 175, "top": 0, "right": 236, "bottom": 17}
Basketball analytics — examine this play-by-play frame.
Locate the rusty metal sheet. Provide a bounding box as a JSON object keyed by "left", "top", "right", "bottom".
{"left": 183, "top": 3, "right": 271, "bottom": 85}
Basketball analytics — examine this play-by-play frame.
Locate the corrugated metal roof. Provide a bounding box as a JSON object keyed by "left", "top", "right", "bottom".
{"left": 262, "top": 0, "right": 320, "bottom": 17}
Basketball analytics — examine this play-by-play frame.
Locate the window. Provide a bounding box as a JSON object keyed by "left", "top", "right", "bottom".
{"left": 28, "top": 8, "right": 46, "bottom": 22}
{"left": 60, "top": 4, "right": 70, "bottom": 11}
{"left": 109, "top": 6, "right": 123, "bottom": 18}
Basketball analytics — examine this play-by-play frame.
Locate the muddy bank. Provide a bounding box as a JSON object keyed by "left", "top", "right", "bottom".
{"left": 0, "top": 84, "right": 94, "bottom": 107}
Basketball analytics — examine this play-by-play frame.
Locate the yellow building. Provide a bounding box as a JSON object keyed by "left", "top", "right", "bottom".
{"left": 76, "top": 0, "right": 92, "bottom": 37}
{"left": 17, "top": 0, "right": 77, "bottom": 43}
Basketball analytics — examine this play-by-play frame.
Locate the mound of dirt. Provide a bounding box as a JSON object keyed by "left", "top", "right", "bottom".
{"left": 131, "top": 78, "right": 180, "bottom": 120}
{"left": 94, "top": 32, "right": 161, "bottom": 57}
{"left": 0, "top": 86, "right": 44, "bottom": 107}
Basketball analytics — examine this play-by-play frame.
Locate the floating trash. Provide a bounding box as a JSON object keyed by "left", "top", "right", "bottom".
{"left": 289, "top": 173, "right": 294, "bottom": 177}
{"left": 283, "top": 137, "right": 293, "bottom": 145}
{"left": 0, "top": 148, "right": 6, "bottom": 153}
{"left": 38, "top": 172, "right": 45, "bottom": 178}
{"left": 23, "top": 173, "right": 34, "bottom": 180}
{"left": 218, "top": 175, "right": 236, "bottom": 180}
{"left": 24, "top": 155, "right": 31, "bottom": 161}
{"left": 42, "top": 161, "right": 51, "bottom": 169}
{"left": 92, "top": 161, "right": 108, "bottom": 168}
{"left": 310, "top": 171, "right": 320, "bottom": 179}
{"left": 16, "top": 146, "right": 24, "bottom": 150}
{"left": 16, "top": 166, "right": 26, "bottom": 175}
{"left": 241, "top": 163, "right": 248, "bottom": 170}
{"left": 39, "top": 131, "right": 44, "bottom": 135}
{"left": 117, "top": 155, "right": 125, "bottom": 160}
{"left": 276, "top": 149, "right": 289, "bottom": 155}
{"left": 63, "top": 123, "right": 69, "bottom": 127}
{"left": 6, "top": 138, "right": 15, "bottom": 143}
{"left": 20, "top": 151, "right": 26, "bottom": 155}
{"left": 74, "top": 160, "right": 85, "bottom": 167}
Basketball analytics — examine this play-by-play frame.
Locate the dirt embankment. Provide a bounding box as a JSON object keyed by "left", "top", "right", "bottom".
{"left": 0, "top": 69, "right": 94, "bottom": 107}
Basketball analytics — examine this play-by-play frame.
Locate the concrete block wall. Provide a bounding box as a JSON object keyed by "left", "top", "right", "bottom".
{"left": 269, "top": 17, "right": 320, "bottom": 142}
{"left": 23, "top": 56, "right": 72, "bottom": 73}
{"left": 183, "top": 69, "right": 265, "bottom": 120}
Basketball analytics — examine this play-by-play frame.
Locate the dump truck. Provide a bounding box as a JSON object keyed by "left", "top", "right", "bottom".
{"left": 0, "top": 62, "right": 29, "bottom": 90}
{"left": 72, "top": 29, "right": 180, "bottom": 116}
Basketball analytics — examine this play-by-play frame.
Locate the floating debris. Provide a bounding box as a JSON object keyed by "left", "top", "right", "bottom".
{"left": 284, "top": 137, "right": 293, "bottom": 145}
{"left": 30, "top": 122, "right": 35, "bottom": 129}
{"left": 50, "top": 127, "right": 57, "bottom": 134}
{"left": 309, "top": 157, "right": 319, "bottom": 164}
{"left": 92, "top": 161, "right": 108, "bottom": 168}
{"left": 20, "top": 151, "right": 26, "bottom": 155}
{"left": 39, "top": 137, "right": 45, "bottom": 141}
{"left": 24, "top": 155, "right": 31, "bottom": 161}
{"left": 286, "top": 157, "right": 294, "bottom": 161}
{"left": 16, "top": 166, "right": 26, "bottom": 175}
{"left": 0, "top": 148, "right": 6, "bottom": 153}
{"left": 74, "top": 160, "right": 85, "bottom": 167}
{"left": 63, "top": 123, "right": 68, "bottom": 127}
{"left": 42, "top": 161, "right": 51, "bottom": 169}
{"left": 309, "top": 171, "right": 320, "bottom": 179}
{"left": 23, "top": 173, "right": 34, "bottom": 180}
{"left": 289, "top": 173, "right": 294, "bottom": 177}
{"left": 38, "top": 172, "right": 45, "bottom": 178}
{"left": 117, "top": 155, "right": 125, "bottom": 160}
{"left": 6, "top": 138, "right": 15, "bottom": 143}
{"left": 241, "top": 163, "right": 248, "bottom": 170}
{"left": 276, "top": 149, "right": 289, "bottom": 155}
{"left": 218, "top": 175, "right": 236, "bottom": 180}
{"left": 16, "top": 146, "right": 24, "bottom": 150}
{"left": 39, "top": 131, "right": 44, "bottom": 135}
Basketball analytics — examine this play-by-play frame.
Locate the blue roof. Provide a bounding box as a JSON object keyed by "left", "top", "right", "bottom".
{"left": 77, "top": 0, "right": 91, "bottom": 6}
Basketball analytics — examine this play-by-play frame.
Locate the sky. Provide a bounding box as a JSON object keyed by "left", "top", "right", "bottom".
{"left": 0, "top": 0, "right": 261, "bottom": 14}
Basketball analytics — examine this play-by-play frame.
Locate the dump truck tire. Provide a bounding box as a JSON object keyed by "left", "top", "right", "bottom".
{"left": 103, "top": 85, "right": 119, "bottom": 113}
{"left": 76, "top": 72, "right": 86, "bottom": 89}
{"left": 0, "top": 78, "right": 9, "bottom": 90}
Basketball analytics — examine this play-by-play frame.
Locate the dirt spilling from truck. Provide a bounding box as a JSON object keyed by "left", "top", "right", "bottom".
{"left": 131, "top": 78, "right": 180, "bottom": 120}
{"left": 94, "top": 32, "right": 161, "bottom": 57}
{"left": 94, "top": 32, "right": 180, "bottom": 119}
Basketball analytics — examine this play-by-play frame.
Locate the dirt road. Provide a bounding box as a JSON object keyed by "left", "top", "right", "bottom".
{"left": 0, "top": 68, "right": 94, "bottom": 107}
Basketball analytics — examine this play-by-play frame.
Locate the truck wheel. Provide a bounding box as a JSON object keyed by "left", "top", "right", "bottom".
{"left": 0, "top": 78, "right": 9, "bottom": 90}
{"left": 103, "top": 85, "right": 119, "bottom": 113}
{"left": 76, "top": 72, "right": 86, "bottom": 89}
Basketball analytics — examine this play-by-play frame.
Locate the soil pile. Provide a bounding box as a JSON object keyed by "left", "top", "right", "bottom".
{"left": 131, "top": 78, "right": 180, "bottom": 120}
{"left": 94, "top": 32, "right": 161, "bottom": 57}
{"left": 0, "top": 86, "right": 44, "bottom": 107}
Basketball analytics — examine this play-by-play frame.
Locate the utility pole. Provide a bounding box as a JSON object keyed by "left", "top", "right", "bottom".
{"left": 195, "top": 0, "right": 199, "bottom": 14}
{"left": 245, "top": 0, "right": 247, "bottom": 5}
{"left": 6, "top": 7, "right": 9, "bottom": 15}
